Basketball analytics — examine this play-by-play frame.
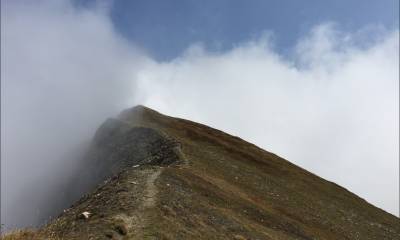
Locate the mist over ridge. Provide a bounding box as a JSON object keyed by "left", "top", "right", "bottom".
{"left": 1, "top": 0, "right": 398, "bottom": 230}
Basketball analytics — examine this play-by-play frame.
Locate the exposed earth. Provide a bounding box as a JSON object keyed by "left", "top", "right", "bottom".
{"left": 4, "top": 106, "right": 400, "bottom": 239}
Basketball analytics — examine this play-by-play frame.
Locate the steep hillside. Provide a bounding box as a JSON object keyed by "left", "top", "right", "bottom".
{"left": 5, "top": 105, "right": 400, "bottom": 239}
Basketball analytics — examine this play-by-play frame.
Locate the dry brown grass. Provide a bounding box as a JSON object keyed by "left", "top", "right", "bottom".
{"left": 2, "top": 229, "right": 61, "bottom": 240}
{"left": 5, "top": 106, "right": 400, "bottom": 239}
{"left": 1, "top": 229, "right": 40, "bottom": 240}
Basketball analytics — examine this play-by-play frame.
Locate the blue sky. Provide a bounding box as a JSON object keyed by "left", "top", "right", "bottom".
{"left": 77, "top": 0, "right": 399, "bottom": 60}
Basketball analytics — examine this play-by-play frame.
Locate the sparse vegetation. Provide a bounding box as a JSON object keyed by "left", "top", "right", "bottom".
{"left": 2, "top": 229, "right": 42, "bottom": 240}
{"left": 4, "top": 106, "right": 400, "bottom": 239}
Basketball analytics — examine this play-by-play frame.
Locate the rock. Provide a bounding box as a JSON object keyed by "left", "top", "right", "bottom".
{"left": 115, "top": 223, "right": 128, "bottom": 235}
{"left": 79, "top": 211, "right": 91, "bottom": 219}
{"left": 233, "top": 235, "right": 247, "bottom": 240}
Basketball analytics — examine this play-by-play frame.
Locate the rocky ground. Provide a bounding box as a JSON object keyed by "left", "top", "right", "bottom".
{"left": 3, "top": 105, "right": 400, "bottom": 239}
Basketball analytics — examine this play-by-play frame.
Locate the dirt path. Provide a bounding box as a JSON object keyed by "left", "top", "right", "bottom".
{"left": 114, "top": 167, "right": 163, "bottom": 239}
{"left": 142, "top": 169, "right": 162, "bottom": 208}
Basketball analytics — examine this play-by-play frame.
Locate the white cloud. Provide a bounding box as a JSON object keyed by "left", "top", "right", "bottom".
{"left": 136, "top": 25, "right": 399, "bottom": 216}
{"left": 1, "top": 0, "right": 398, "bottom": 231}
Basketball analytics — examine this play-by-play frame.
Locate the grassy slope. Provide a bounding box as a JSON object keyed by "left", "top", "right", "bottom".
{"left": 4, "top": 105, "right": 399, "bottom": 239}
{"left": 119, "top": 106, "right": 400, "bottom": 239}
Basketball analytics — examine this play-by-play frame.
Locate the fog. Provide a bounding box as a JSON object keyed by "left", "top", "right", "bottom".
{"left": 1, "top": 0, "right": 149, "bottom": 230}
{"left": 1, "top": 0, "right": 399, "bottom": 231}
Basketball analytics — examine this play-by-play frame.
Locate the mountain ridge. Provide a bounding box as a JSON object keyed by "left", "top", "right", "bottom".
{"left": 4, "top": 105, "right": 400, "bottom": 239}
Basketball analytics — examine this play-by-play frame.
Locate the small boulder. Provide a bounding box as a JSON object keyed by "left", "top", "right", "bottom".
{"left": 79, "top": 211, "right": 91, "bottom": 219}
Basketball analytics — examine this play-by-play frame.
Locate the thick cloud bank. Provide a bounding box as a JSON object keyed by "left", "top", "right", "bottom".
{"left": 137, "top": 25, "right": 399, "bottom": 217}
{"left": 1, "top": 0, "right": 398, "bottom": 230}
